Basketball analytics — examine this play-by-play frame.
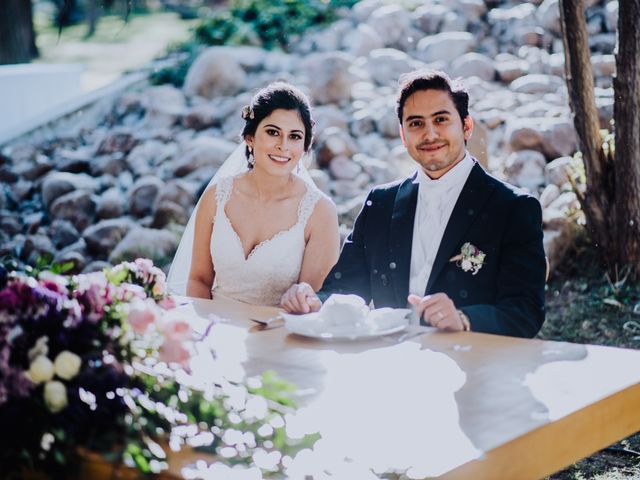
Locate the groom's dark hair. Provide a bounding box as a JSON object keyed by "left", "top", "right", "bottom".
{"left": 396, "top": 70, "right": 469, "bottom": 124}
{"left": 241, "top": 82, "right": 315, "bottom": 164}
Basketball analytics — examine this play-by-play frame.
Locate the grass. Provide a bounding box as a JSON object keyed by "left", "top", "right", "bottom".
{"left": 32, "top": 10, "right": 197, "bottom": 90}
{"left": 539, "top": 229, "right": 640, "bottom": 479}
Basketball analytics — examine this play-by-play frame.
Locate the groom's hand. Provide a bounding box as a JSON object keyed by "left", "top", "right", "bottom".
{"left": 407, "top": 293, "right": 466, "bottom": 332}
{"left": 281, "top": 283, "right": 322, "bottom": 314}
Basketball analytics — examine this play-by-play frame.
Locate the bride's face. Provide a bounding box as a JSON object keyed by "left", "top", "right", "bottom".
{"left": 245, "top": 109, "right": 306, "bottom": 176}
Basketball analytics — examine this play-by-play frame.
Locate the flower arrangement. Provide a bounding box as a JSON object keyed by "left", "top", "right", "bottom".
{"left": 0, "top": 258, "right": 313, "bottom": 478}
{"left": 449, "top": 242, "right": 486, "bottom": 275}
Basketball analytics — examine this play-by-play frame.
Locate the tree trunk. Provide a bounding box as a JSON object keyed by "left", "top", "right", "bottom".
{"left": 614, "top": 0, "right": 640, "bottom": 273}
{"left": 0, "top": 0, "right": 38, "bottom": 65}
{"left": 559, "top": 0, "right": 617, "bottom": 269}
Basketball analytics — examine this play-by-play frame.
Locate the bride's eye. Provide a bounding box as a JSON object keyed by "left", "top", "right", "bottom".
{"left": 266, "top": 129, "right": 279, "bottom": 136}
{"left": 290, "top": 133, "right": 303, "bottom": 141}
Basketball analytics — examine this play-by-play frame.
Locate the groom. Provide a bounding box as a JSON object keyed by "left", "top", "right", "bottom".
{"left": 282, "top": 70, "right": 546, "bottom": 338}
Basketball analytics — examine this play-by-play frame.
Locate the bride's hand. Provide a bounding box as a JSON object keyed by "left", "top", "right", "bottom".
{"left": 281, "top": 283, "right": 322, "bottom": 314}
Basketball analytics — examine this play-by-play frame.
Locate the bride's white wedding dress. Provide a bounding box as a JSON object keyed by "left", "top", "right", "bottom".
{"left": 210, "top": 175, "right": 322, "bottom": 306}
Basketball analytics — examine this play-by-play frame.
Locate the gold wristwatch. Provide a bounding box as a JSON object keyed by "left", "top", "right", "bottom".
{"left": 457, "top": 310, "right": 471, "bottom": 332}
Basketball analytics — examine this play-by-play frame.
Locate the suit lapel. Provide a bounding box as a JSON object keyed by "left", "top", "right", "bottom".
{"left": 389, "top": 175, "right": 419, "bottom": 306}
{"left": 425, "top": 162, "right": 495, "bottom": 294}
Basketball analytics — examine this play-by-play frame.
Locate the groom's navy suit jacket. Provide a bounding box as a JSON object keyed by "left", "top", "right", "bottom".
{"left": 319, "top": 161, "right": 546, "bottom": 338}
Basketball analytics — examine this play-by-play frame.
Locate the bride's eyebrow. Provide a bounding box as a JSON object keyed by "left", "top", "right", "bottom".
{"left": 263, "top": 124, "right": 304, "bottom": 134}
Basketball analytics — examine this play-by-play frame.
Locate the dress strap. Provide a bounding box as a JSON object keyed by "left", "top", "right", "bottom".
{"left": 297, "top": 185, "right": 322, "bottom": 227}
{"left": 214, "top": 176, "right": 234, "bottom": 207}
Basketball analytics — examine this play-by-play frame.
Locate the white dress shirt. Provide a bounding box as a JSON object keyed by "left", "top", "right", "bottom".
{"left": 408, "top": 152, "right": 475, "bottom": 297}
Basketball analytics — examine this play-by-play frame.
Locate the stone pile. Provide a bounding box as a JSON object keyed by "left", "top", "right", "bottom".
{"left": 0, "top": 0, "right": 618, "bottom": 273}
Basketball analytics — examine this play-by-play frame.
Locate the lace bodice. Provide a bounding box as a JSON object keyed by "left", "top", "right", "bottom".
{"left": 210, "top": 176, "right": 322, "bottom": 306}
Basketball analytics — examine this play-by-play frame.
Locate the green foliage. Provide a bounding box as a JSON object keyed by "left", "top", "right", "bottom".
{"left": 195, "top": 0, "right": 358, "bottom": 50}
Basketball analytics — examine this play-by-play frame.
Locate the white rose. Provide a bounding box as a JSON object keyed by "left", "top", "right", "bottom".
{"left": 461, "top": 259, "right": 473, "bottom": 272}
{"left": 53, "top": 351, "right": 82, "bottom": 380}
{"left": 44, "top": 381, "right": 68, "bottom": 413}
{"left": 28, "top": 355, "right": 55, "bottom": 384}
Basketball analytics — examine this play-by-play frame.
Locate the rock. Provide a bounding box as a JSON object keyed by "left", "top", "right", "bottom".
{"left": 494, "top": 52, "right": 531, "bottom": 82}
{"left": 315, "top": 127, "right": 359, "bottom": 168}
{"left": 306, "top": 19, "right": 353, "bottom": 53}
{"left": 170, "top": 136, "right": 238, "bottom": 177}
{"left": 412, "top": 4, "right": 452, "bottom": 34}
{"left": 126, "top": 140, "right": 178, "bottom": 177}
{"left": 605, "top": 1, "right": 618, "bottom": 32}
{"left": 313, "top": 105, "right": 350, "bottom": 136}
{"left": 540, "top": 120, "right": 578, "bottom": 159}
{"left": 90, "top": 153, "right": 128, "bottom": 177}
{"left": 129, "top": 175, "right": 165, "bottom": 218}
{"left": 95, "top": 129, "right": 138, "bottom": 155}
{"left": 54, "top": 148, "right": 93, "bottom": 173}
{"left": 350, "top": 109, "right": 377, "bottom": 137}
{"left": 537, "top": 0, "right": 561, "bottom": 33}
{"left": 342, "top": 24, "right": 384, "bottom": 57}
{"left": 157, "top": 180, "right": 196, "bottom": 210}
{"left": 366, "top": 4, "right": 411, "bottom": 46}
{"left": 355, "top": 153, "right": 394, "bottom": 184}
{"left": 506, "top": 118, "right": 578, "bottom": 159}
{"left": 83, "top": 260, "right": 112, "bottom": 273}
{"left": 96, "top": 187, "right": 125, "bottom": 219}
{"left": 451, "top": 53, "right": 495, "bottom": 81}
{"left": 49, "top": 190, "right": 96, "bottom": 232}
{"left": 8, "top": 179, "right": 32, "bottom": 204}
{"left": 591, "top": 54, "right": 616, "bottom": 78}
{"left": 512, "top": 26, "right": 545, "bottom": 47}
{"left": 547, "top": 191, "right": 579, "bottom": 214}
{"left": 41, "top": 172, "right": 97, "bottom": 208}
{"left": 357, "top": 133, "right": 391, "bottom": 159}
{"left": 509, "top": 74, "right": 564, "bottom": 94}
{"left": 222, "top": 46, "right": 266, "bottom": 71}
{"left": 23, "top": 212, "right": 43, "bottom": 234}
{"left": 415, "top": 32, "right": 475, "bottom": 63}
{"left": 366, "top": 49, "right": 424, "bottom": 86}
{"left": 332, "top": 172, "right": 370, "bottom": 199}
{"left": 504, "top": 150, "right": 546, "bottom": 191}
{"left": 440, "top": 11, "right": 468, "bottom": 32}
{"left": 329, "top": 155, "right": 363, "bottom": 180}
{"left": 183, "top": 103, "right": 218, "bottom": 130}
{"left": 539, "top": 184, "right": 561, "bottom": 208}
{"left": 454, "top": 0, "right": 487, "bottom": 23}
{"left": 468, "top": 119, "right": 489, "bottom": 168}
{"left": 109, "top": 227, "right": 180, "bottom": 267}
{"left": 309, "top": 168, "right": 331, "bottom": 195}
{"left": 83, "top": 218, "right": 134, "bottom": 257}
{"left": 545, "top": 156, "right": 574, "bottom": 186}
{"left": 13, "top": 153, "right": 53, "bottom": 180}
{"left": 141, "top": 85, "right": 186, "bottom": 129}
{"left": 305, "top": 52, "right": 358, "bottom": 104}
{"left": 53, "top": 250, "right": 86, "bottom": 274}
{"left": 351, "top": 0, "right": 385, "bottom": 22}
{"left": 544, "top": 220, "right": 579, "bottom": 272}
{"left": 24, "top": 234, "right": 56, "bottom": 264}
{"left": 184, "top": 47, "right": 246, "bottom": 99}
{"left": 374, "top": 100, "right": 401, "bottom": 138}
{"left": 152, "top": 200, "right": 189, "bottom": 228}
{"left": 49, "top": 219, "right": 80, "bottom": 249}
{"left": 0, "top": 210, "right": 22, "bottom": 235}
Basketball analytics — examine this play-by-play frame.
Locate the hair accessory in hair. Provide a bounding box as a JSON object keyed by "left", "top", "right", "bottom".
{"left": 241, "top": 105, "right": 255, "bottom": 120}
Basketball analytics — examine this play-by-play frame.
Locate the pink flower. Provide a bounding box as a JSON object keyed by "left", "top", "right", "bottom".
{"left": 159, "top": 339, "right": 190, "bottom": 368}
{"left": 158, "top": 296, "right": 177, "bottom": 310}
{"left": 127, "top": 298, "right": 158, "bottom": 335}
{"left": 162, "top": 318, "right": 192, "bottom": 342}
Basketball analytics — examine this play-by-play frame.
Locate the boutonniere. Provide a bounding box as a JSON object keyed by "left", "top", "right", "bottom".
{"left": 449, "top": 242, "right": 486, "bottom": 275}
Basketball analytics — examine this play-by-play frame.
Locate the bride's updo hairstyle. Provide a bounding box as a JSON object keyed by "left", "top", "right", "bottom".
{"left": 241, "top": 82, "right": 315, "bottom": 167}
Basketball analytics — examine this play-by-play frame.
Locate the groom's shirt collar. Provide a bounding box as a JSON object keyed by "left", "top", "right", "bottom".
{"left": 409, "top": 151, "right": 475, "bottom": 297}
{"left": 412, "top": 151, "right": 474, "bottom": 189}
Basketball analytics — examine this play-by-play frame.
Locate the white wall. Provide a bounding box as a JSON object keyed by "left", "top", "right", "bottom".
{"left": 0, "top": 63, "right": 84, "bottom": 137}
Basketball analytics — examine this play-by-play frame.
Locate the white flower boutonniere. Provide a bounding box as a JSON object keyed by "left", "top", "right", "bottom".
{"left": 449, "top": 242, "right": 486, "bottom": 275}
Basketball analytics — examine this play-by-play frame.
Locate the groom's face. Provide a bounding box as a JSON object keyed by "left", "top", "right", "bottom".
{"left": 399, "top": 89, "right": 473, "bottom": 179}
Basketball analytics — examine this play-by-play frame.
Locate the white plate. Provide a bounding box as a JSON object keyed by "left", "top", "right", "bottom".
{"left": 280, "top": 308, "right": 411, "bottom": 340}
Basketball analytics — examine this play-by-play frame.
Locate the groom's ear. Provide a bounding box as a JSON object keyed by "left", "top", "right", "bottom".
{"left": 463, "top": 116, "right": 473, "bottom": 142}
{"left": 399, "top": 124, "right": 406, "bottom": 146}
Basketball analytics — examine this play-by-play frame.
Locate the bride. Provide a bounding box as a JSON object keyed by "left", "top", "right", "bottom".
{"left": 168, "top": 82, "right": 340, "bottom": 306}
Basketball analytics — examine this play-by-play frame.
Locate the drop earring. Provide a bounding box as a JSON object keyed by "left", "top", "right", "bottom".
{"left": 248, "top": 148, "right": 255, "bottom": 166}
